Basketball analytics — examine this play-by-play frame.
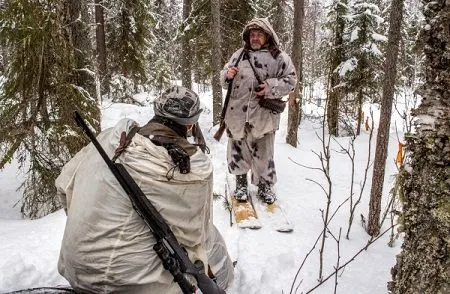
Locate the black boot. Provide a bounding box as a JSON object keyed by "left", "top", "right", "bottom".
{"left": 234, "top": 174, "right": 248, "bottom": 202}
{"left": 257, "top": 181, "right": 276, "bottom": 204}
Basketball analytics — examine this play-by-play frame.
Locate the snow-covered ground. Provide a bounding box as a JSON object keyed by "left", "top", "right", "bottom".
{"left": 0, "top": 88, "right": 404, "bottom": 293}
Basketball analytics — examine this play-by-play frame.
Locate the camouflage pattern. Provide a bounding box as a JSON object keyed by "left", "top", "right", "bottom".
{"left": 221, "top": 18, "right": 297, "bottom": 187}
{"left": 154, "top": 85, "right": 202, "bottom": 125}
{"left": 227, "top": 130, "right": 276, "bottom": 186}
{"left": 220, "top": 18, "right": 297, "bottom": 140}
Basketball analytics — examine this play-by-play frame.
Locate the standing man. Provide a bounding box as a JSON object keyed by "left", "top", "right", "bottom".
{"left": 56, "top": 85, "right": 234, "bottom": 293}
{"left": 221, "top": 18, "right": 297, "bottom": 204}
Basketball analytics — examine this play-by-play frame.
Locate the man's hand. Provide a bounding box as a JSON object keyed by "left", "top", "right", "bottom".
{"left": 255, "top": 82, "right": 267, "bottom": 97}
{"left": 226, "top": 67, "right": 239, "bottom": 80}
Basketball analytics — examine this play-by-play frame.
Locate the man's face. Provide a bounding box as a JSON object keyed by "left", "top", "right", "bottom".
{"left": 249, "top": 29, "right": 267, "bottom": 50}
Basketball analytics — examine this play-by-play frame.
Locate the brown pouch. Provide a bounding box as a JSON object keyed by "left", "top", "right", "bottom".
{"left": 258, "top": 98, "right": 287, "bottom": 114}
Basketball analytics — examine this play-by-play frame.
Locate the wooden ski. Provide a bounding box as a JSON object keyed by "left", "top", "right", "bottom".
{"left": 226, "top": 174, "right": 262, "bottom": 229}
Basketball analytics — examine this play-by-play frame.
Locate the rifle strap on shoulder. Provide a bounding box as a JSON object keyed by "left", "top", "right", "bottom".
{"left": 112, "top": 125, "right": 140, "bottom": 162}
{"left": 245, "top": 50, "right": 263, "bottom": 84}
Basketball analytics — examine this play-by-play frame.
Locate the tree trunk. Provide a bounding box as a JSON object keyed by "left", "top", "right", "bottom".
{"left": 326, "top": 0, "right": 346, "bottom": 137}
{"left": 67, "top": 0, "right": 96, "bottom": 103}
{"left": 367, "top": 0, "right": 404, "bottom": 237}
{"left": 0, "top": 46, "right": 5, "bottom": 74}
{"left": 181, "top": 0, "right": 192, "bottom": 89}
{"left": 286, "top": 0, "right": 304, "bottom": 147}
{"left": 326, "top": 72, "right": 341, "bottom": 136}
{"left": 211, "top": 0, "right": 222, "bottom": 126}
{"left": 388, "top": 0, "right": 450, "bottom": 292}
{"left": 94, "top": 0, "right": 108, "bottom": 96}
{"left": 356, "top": 88, "right": 362, "bottom": 136}
{"left": 309, "top": 2, "right": 318, "bottom": 103}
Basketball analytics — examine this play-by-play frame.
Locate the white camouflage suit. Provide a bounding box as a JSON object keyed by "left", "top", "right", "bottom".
{"left": 220, "top": 18, "right": 297, "bottom": 186}
{"left": 56, "top": 118, "right": 234, "bottom": 293}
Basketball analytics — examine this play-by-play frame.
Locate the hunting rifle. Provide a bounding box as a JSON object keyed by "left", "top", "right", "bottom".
{"left": 213, "top": 49, "right": 246, "bottom": 141}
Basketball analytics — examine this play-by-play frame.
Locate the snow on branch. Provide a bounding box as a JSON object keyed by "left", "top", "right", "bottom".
{"left": 335, "top": 57, "right": 358, "bottom": 77}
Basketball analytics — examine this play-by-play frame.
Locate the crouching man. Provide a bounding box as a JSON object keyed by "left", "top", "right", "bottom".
{"left": 56, "top": 85, "right": 234, "bottom": 293}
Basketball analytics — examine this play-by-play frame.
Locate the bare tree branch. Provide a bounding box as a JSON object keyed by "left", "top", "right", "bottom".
{"left": 304, "top": 225, "right": 396, "bottom": 293}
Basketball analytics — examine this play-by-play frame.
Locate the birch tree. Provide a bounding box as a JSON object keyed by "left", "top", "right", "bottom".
{"left": 388, "top": 0, "right": 450, "bottom": 291}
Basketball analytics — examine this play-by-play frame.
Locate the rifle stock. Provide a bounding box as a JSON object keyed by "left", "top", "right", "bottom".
{"left": 213, "top": 121, "right": 226, "bottom": 141}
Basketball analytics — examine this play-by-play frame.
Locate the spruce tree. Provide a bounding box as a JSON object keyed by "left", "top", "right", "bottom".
{"left": 341, "top": 0, "right": 385, "bottom": 135}
{"left": 395, "top": 0, "right": 423, "bottom": 133}
{"left": 0, "top": 0, "right": 99, "bottom": 218}
{"left": 187, "top": 0, "right": 213, "bottom": 85}
{"left": 107, "top": 0, "right": 153, "bottom": 102}
{"left": 324, "top": 0, "right": 347, "bottom": 136}
{"left": 248, "top": 0, "right": 292, "bottom": 50}
{"left": 271, "top": 0, "right": 291, "bottom": 51}
{"left": 149, "top": 0, "right": 180, "bottom": 93}
{"left": 220, "top": 0, "right": 253, "bottom": 62}
{"left": 303, "top": 0, "right": 324, "bottom": 104}
{"left": 187, "top": 0, "right": 254, "bottom": 86}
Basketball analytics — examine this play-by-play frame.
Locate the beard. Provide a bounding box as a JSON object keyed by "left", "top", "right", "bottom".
{"left": 250, "top": 42, "right": 263, "bottom": 50}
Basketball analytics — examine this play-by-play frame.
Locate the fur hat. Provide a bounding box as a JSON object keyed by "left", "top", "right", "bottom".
{"left": 153, "top": 85, "right": 203, "bottom": 125}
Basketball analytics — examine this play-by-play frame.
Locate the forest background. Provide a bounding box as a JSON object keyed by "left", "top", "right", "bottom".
{"left": 0, "top": 0, "right": 448, "bottom": 293}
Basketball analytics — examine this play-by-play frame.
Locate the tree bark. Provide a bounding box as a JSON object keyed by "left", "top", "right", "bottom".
{"left": 367, "top": 0, "right": 404, "bottom": 237}
{"left": 94, "top": 0, "right": 108, "bottom": 96}
{"left": 67, "top": 0, "right": 96, "bottom": 102}
{"left": 181, "top": 0, "right": 192, "bottom": 89}
{"left": 356, "top": 88, "right": 362, "bottom": 136}
{"left": 211, "top": 0, "right": 222, "bottom": 125}
{"left": 286, "top": 0, "right": 304, "bottom": 147}
{"left": 388, "top": 0, "right": 450, "bottom": 292}
{"left": 309, "top": 2, "right": 318, "bottom": 102}
{"left": 326, "top": 0, "right": 346, "bottom": 137}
